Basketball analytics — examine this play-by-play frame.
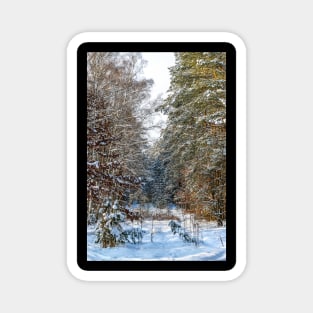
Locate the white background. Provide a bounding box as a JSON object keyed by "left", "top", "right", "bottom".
{"left": 0, "top": 0, "right": 312, "bottom": 312}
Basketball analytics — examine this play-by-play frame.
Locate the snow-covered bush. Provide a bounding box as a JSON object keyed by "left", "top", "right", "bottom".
{"left": 168, "top": 220, "right": 197, "bottom": 245}
{"left": 122, "top": 227, "right": 144, "bottom": 244}
{"left": 87, "top": 212, "right": 97, "bottom": 225}
{"left": 169, "top": 220, "right": 182, "bottom": 235}
{"left": 95, "top": 199, "right": 144, "bottom": 248}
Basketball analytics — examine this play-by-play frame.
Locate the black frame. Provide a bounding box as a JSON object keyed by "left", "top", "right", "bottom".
{"left": 77, "top": 42, "right": 236, "bottom": 271}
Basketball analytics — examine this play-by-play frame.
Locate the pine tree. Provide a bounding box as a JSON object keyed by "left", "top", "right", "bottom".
{"left": 156, "top": 52, "right": 227, "bottom": 221}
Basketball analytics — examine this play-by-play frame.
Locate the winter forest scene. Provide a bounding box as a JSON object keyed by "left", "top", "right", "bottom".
{"left": 87, "top": 51, "right": 227, "bottom": 261}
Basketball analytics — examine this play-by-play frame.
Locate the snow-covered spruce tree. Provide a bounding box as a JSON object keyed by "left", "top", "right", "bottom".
{"left": 87, "top": 52, "right": 153, "bottom": 246}
{"left": 95, "top": 199, "right": 143, "bottom": 248}
{"left": 95, "top": 199, "right": 125, "bottom": 247}
{"left": 156, "top": 52, "right": 226, "bottom": 222}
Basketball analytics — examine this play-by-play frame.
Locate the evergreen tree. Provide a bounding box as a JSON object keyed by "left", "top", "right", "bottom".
{"left": 157, "top": 52, "right": 227, "bottom": 221}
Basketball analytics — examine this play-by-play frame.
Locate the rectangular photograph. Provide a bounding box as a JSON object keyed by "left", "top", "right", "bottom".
{"left": 86, "top": 51, "right": 229, "bottom": 259}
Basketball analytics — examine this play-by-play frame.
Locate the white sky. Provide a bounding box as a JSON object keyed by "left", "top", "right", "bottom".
{"left": 141, "top": 52, "right": 175, "bottom": 99}
{"left": 140, "top": 52, "right": 175, "bottom": 144}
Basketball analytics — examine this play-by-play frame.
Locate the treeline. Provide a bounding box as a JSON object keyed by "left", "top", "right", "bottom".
{"left": 87, "top": 52, "right": 152, "bottom": 225}
{"left": 151, "top": 52, "right": 227, "bottom": 224}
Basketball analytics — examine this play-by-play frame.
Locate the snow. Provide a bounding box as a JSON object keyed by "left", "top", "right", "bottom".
{"left": 110, "top": 226, "right": 121, "bottom": 238}
{"left": 87, "top": 161, "right": 99, "bottom": 168}
{"left": 112, "top": 200, "right": 119, "bottom": 210}
{"left": 87, "top": 209, "right": 226, "bottom": 261}
{"left": 115, "top": 177, "right": 128, "bottom": 184}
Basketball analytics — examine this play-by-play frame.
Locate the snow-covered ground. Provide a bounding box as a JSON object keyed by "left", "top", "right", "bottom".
{"left": 87, "top": 211, "right": 226, "bottom": 261}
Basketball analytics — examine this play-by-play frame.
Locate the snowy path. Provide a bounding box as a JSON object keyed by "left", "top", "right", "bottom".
{"left": 87, "top": 219, "right": 226, "bottom": 261}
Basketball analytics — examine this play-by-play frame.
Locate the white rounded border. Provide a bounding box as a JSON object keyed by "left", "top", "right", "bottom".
{"left": 67, "top": 32, "right": 246, "bottom": 281}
